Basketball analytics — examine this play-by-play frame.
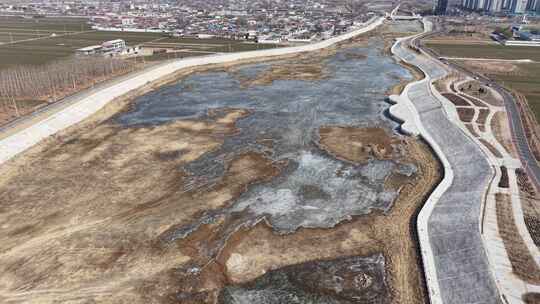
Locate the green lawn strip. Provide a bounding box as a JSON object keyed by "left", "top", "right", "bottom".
{"left": 491, "top": 64, "right": 540, "bottom": 121}
{"left": 426, "top": 42, "right": 540, "bottom": 62}
{"left": 0, "top": 17, "right": 90, "bottom": 32}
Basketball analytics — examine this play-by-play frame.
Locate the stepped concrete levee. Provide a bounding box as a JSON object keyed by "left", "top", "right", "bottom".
{"left": 0, "top": 17, "right": 383, "bottom": 165}
{"left": 391, "top": 24, "right": 501, "bottom": 304}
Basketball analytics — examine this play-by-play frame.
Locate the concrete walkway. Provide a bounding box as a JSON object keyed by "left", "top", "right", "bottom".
{"left": 390, "top": 20, "right": 500, "bottom": 304}
{"left": 445, "top": 57, "right": 540, "bottom": 301}
{"left": 391, "top": 18, "right": 540, "bottom": 304}
{"left": 445, "top": 78, "right": 540, "bottom": 303}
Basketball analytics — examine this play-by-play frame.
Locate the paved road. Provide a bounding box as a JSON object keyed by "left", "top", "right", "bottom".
{"left": 394, "top": 26, "right": 501, "bottom": 304}
{"left": 417, "top": 30, "right": 540, "bottom": 191}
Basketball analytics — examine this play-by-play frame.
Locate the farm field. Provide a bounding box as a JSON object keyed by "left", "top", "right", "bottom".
{"left": 0, "top": 16, "right": 280, "bottom": 69}
{"left": 0, "top": 16, "right": 91, "bottom": 32}
{"left": 425, "top": 41, "right": 540, "bottom": 62}
{"left": 492, "top": 63, "right": 540, "bottom": 121}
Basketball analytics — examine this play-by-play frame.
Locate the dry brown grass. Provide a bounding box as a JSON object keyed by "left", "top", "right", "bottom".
{"left": 433, "top": 73, "right": 461, "bottom": 94}
{"left": 443, "top": 93, "right": 471, "bottom": 106}
{"left": 457, "top": 107, "right": 475, "bottom": 123}
{"left": 0, "top": 27, "right": 441, "bottom": 304}
{"left": 479, "top": 138, "right": 503, "bottom": 158}
{"left": 491, "top": 111, "right": 518, "bottom": 158}
{"left": 462, "top": 60, "right": 522, "bottom": 75}
{"left": 524, "top": 292, "right": 540, "bottom": 304}
{"left": 465, "top": 123, "right": 479, "bottom": 137}
{"left": 237, "top": 61, "right": 328, "bottom": 87}
{"left": 496, "top": 193, "right": 540, "bottom": 284}
{"left": 477, "top": 109, "right": 489, "bottom": 125}
{"left": 317, "top": 126, "right": 404, "bottom": 164}
{"left": 0, "top": 106, "right": 291, "bottom": 303}
{"left": 521, "top": 195, "right": 540, "bottom": 247}
{"left": 457, "top": 80, "right": 503, "bottom": 107}
{"left": 515, "top": 92, "right": 540, "bottom": 162}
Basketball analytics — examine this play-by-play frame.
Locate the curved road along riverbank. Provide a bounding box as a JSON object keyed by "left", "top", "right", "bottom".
{"left": 390, "top": 22, "right": 500, "bottom": 304}
{"left": 0, "top": 17, "right": 383, "bottom": 164}
{"left": 419, "top": 33, "right": 540, "bottom": 192}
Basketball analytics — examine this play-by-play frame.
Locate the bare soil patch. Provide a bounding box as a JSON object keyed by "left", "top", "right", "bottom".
{"left": 465, "top": 123, "right": 479, "bottom": 137}
{"left": 479, "top": 138, "right": 503, "bottom": 158}
{"left": 499, "top": 166, "right": 509, "bottom": 188}
{"left": 443, "top": 93, "right": 470, "bottom": 106}
{"left": 317, "top": 126, "right": 404, "bottom": 164}
{"left": 495, "top": 193, "right": 540, "bottom": 284}
{"left": 462, "top": 95, "right": 488, "bottom": 108}
{"left": 492, "top": 111, "right": 518, "bottom": 158}
{"left": 457, "top": 107, "right": 475, "bottom": 123}
{"left": 237, "top": 61, "right": 328, "bottom": 87}
{"left": 514, "top": 92, "right": 540, "bottom": 162}
{"left": 521, "top": 195, "right": 540, "bottom": 248}
{"left": 462, "top": 60, "right": 521, "bottom": 75}
{"left": 0, "top": 107, "right": 284, "bottom": 303}
{"left": 457, "top": 80, "right": 503, "bottom": 107}
{"left": 477, "top": 109, "right": 489, "bottom": 125}
{"left": 0, "top": 99, "right": 48, "bottom": 126}
{"left": 517, "top": 168, "right": 537, "bottom": 198}
{"left": 433, "top": 73, "right": 460, "bottom": 94}
{"left": 219, "top": 254, "right": 389, "bottom": 303}
{"left": 524, "top": 293, "right": 540, "bottom": 304}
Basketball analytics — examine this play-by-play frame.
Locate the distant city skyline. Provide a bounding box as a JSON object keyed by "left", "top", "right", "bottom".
{"left": 461, "top": 0, "right": 540, "bottom": 13}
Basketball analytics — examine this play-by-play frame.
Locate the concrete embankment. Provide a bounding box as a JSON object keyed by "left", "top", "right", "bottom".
{"left": 0, "top": 17, "right": 383, "bottom": 165}
{"left": 389, "top": 21, "right": 500, "bottom": 304}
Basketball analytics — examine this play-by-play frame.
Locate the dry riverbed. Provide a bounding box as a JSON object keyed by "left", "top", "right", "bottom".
{"left": 0, "top": 21, "right": 436, "bottom": 304}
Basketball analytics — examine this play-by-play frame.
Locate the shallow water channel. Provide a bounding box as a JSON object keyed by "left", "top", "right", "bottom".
{"left": 115, "top": 38, "right": 415, "bottom": 303}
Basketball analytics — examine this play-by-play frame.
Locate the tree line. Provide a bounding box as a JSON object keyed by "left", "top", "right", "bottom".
{"left": 0, "top": 56, "right": 138, "bottom": 117}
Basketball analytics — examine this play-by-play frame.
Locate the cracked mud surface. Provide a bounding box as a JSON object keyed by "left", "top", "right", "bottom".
{"left": 0, "top": 25, "right": 438, "bottom": 304}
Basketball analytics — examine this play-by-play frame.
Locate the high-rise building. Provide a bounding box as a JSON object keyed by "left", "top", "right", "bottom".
{"left": 463, "top": 0, "right": 531, "bottom": 12}
{"left": 435, "top": 0, "right": 449, "bottom": 14}
{"left": 462, "top": 0, "right": 473, "bottom": 10}
{"left": 491, "top": 0, "right": 503, "bottom": 11}
{"left": 515, "top": 0, "right": 528, "bottom": 13}
{"left": 525, "top": 0, "right": 537, "bottom": 10}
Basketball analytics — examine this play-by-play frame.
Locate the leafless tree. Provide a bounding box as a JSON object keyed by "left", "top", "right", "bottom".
{"left": 0, "top": 56, "right": 137, "bottom": 118}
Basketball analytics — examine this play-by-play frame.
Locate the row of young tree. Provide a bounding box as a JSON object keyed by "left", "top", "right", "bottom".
{"left": 0, "top": 56, "right": 138, "bottom": 116}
